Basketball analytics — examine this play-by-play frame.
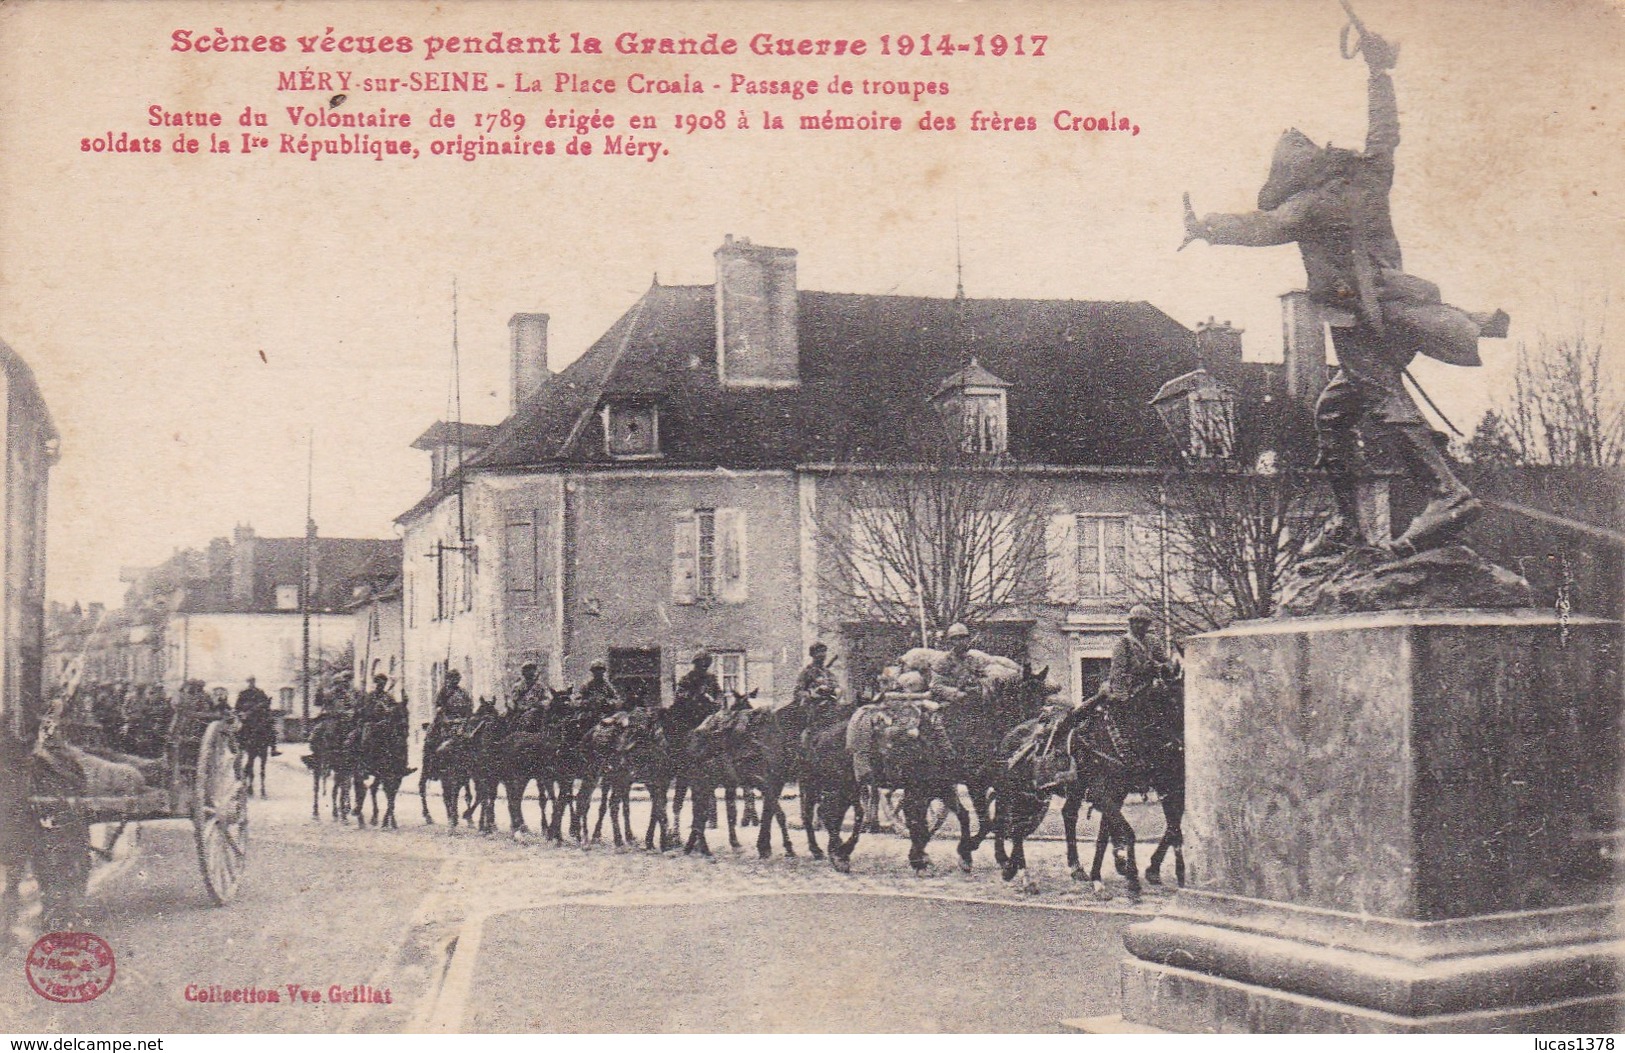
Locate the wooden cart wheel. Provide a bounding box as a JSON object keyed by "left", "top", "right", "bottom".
{"left": 192, "top": 720, "right": 249, "bottom": 905}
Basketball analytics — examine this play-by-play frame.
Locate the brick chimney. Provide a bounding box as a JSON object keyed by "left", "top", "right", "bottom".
{"left": 508, "top": 312, "right": 550, "bottom": 414}
{"left": 715, "top": 235, "right": 799, "bottom": 388}
{"left": 231, "top": 523, "right": 256, "bottom": 605}
{"left": 1280, "top": 290, "right": 1329, "bottom": 409}
{"left": 1194, "top": 318, "right": 1243, "bottom": 372}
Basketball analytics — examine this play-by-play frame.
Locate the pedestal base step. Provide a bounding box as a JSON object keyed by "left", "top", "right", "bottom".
{"left": 1123, "top": 958, "right": 1623, "bottom": 1034}
{"left": 1058, "top": 1014, "right": 1165, "bottom": 1034}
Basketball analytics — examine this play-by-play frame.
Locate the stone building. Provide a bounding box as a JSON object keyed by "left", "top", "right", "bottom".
{"left": 397, "top": 236, "right": 1331, "bottom": 724}
{"left": 49, "top": 525, "right": 400, "bottom": 734}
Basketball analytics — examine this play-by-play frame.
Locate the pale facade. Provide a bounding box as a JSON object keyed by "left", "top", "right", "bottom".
{"left": 397, "top": 238, "right": 1331, "bottom": 719}
{"left": 163, "top": 610, "right": 348, "bottom": 718}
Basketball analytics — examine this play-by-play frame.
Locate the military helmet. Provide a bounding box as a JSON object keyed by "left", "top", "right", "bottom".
{"left": 692, "top": 649, "right": 712, "bottom": 664}
{"left": 1127, "top": 604, "right": 1157, "bottom": 622}
{"left": 590, "top": 660, "right": 607, "bottom": 672}
{"left": 945, "top": 623, "right": 972, "bottom": 640}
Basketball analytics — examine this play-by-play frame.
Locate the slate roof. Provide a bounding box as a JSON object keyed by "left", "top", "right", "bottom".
{"left": 123, "top": 537, "right": 402, "bottom": 615}
{"left": 932, "top": 357, "right": 1011, "bottom": 399}
{"left": 411, "top": 421, "right": 498, "bottom": 450}
{"left": 401, "top": 282, "right": 1207, "bottom": 521}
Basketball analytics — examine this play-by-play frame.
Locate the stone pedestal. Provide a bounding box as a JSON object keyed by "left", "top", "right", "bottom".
{"left": 1116, "top": 610, "right": 1622, "bottom": 1033}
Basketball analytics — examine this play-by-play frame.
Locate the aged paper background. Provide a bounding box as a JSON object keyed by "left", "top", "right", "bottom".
{"left": 3, "top": 0, "right": 1619, "bottom": 601}
{"left": 1, "top": 0, "right": 1621, "bottom": 1036}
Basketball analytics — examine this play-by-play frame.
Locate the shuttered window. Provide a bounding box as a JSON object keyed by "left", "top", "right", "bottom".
{"left": 696, "top": 509, "right": 717, "bottom": 600}
{"left": 504, "top": 519, "right": 536, "bottom": 598}
{"left": 672, "top": 507, "right": 748, "bottom": 605}
{"left": 1077, "top": 515, "right": 1129, "bottom": 598}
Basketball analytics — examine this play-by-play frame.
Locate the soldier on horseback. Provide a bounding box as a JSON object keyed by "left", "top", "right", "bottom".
{"left": 927, "top": 624, "right": 983, "bottom": 706}
{"left": 360, "top": 673, "right": 400, "bottom": 722}
{"left": 434, "top": 669, "right": 473, "bottom": 720}
{"left": 1098, "top": 605, "right": 1178, "bottom": 774}
{"left": 1033, "top": 605, "right": 1175, "bottom": 790}
{"left": 673, "top": 650, "right": 722, "bottom": 722}
{"left": 235, "top": 675, "right": 278, "bottom": 764}
{"left": 578, "top": 660, "right": 624, "bottom": 720}
{"left": 425, "top": 668, "right": 473, "bottom": 755}
{"left": 793, "top": 642, "right": 840, "bottom": 722}
{"left": 513, "top": 662, "right": 548, "bottom": 712}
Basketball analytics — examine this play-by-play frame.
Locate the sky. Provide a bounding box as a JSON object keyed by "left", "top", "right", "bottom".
{"left": 2, "top": 0, "right": 1621, "bottom": 604}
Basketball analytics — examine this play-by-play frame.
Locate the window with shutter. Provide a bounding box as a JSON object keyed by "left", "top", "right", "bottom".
{"left": 461, "top": 550, "right": 475, "bottom": 612}
{"left": 717, "top": 508, "right": 748, "bottom": 603}
{"left": 850, "top": 512, "right": 912, "bottom": 605}
{"left": 671, "top": 510, "right": 697, "bottom": 605}
{"left": 434, "top": 542, "right": 447, "bottom": 621}
{"left": 1077, "top": 515, "right": 1130, "bottom": 598}
{"left": 1128, "top": 515, "right": 1162, "bottom": 590}
{"left": 971, "top": 512, "right": 1015, "bottom": 599}
{"left": 504, "top": 520, "right": 536, "bottom": 598}
{"left": 716, "top": 651, "right": 746, "bottom": 696}
{"left": 1046, "top": 513, "right": 1078, "bottom": 604}
{"left": 746, "top": 657, "right": 773, "bottom": 701}
{"left": 696, "top": 508, "right": 717, "bottom": 600}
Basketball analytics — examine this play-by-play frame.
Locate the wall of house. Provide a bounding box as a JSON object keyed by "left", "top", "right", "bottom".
{"left": 400, "top": 479, "right": 506, "bottom": 738}
{"left": 162, "top": 611, "right": 347, "bottom": 714}
{"left": 804, "top": 469, "right": 1181, "bottom": 707}
{"left": 567, "top": 470, "right": 802, "bottom": 704}
{"left": 351, "top": 596, "right": 405, "bottom": 694}
{"left": 482, "top": 473, "right": 564, "bottom": 698}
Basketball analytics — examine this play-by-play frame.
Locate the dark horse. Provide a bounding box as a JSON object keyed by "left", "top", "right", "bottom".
{"left": 840, "top": 697, "right": 974, "bottom": 874}
{"left": 992, "top": 675, "right": 1184, "bottom": 899}
{"left": 942, "top": 664, "right": 1062, "bottom": 858}
{"left": 540, "top": 702, "right": 602, "bottom": 844}
{"left": 492, "top": 694, "right": 570, "bottom": 836}
{"left": 793, "top": 695, "right": 867, "bottom": 868}
{"left": 683, "top": 690, "right": 796, "bottom": 859}
{"left": 436, "top": 709, "right": 508, "bottom": 832}
{"left": 304, "top": 708, "right": 355, "bottom": 821}
{"left": 419, "top": 717, "right": 475, "bottom": 826}
{"left": 664, "top": 686, "right": 722, "bottom": 850}
{"left": 575, "top": 712, "right": 633, "bottom": 847}
{"left": 595, "top": 707, "right": 676, "bottom": 851}
{"left": 350, "top": 708, "right": 413, "bottom": 829}
{"left": 237, "top": 706, "right": 276, "bottom": 799}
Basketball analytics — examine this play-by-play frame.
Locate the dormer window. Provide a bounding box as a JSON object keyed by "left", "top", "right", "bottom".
{"left": 930, "top": 357, "right": 1010, "bottom": 456}
{"left": 604, "top": 401, "right": 660, "bottom": 459}
{"left": 1151, "top": 369, "right": 1238, "bottom": 462}
{"left": 1189, "top": 386, "right": 1236, "bottom": 460}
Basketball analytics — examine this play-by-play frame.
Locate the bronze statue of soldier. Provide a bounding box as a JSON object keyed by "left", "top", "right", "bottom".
{"left": 1181, "top": 15, "right": 1509, "bottom": 558}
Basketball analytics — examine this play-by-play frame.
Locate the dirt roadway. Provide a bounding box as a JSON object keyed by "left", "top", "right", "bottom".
{"left": 2, "top": 753, "right": 1169, "bottom": 1033}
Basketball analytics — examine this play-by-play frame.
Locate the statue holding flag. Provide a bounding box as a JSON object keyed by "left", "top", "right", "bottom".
{"left": 1180, "top": 5, "right": 1510, "bottom": 559}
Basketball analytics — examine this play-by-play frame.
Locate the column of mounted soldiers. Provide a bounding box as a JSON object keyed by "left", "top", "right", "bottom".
{"left": 51, "top": 677, "right": 246, "bottom": 759}
{"left": 367, "top": 616, "right": 1183, "bottom": 897}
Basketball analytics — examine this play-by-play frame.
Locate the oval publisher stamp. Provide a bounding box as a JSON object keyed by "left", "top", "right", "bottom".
{"left": 25, "top": 932, "right": 116, "bottom": 1003}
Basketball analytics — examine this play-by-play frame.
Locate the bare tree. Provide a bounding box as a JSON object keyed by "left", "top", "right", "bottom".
{"left": 1476, "top": 317, "right": 1624, "bottom": 467}
{"left": 1137, "top": 377, "right": 1321, "bottom": 635}
{"left": 813, "top": 447, "right": 1052, "bottom": 642}
{"left": 1133, "top": 462, "right": 1320, "bottom": 637}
